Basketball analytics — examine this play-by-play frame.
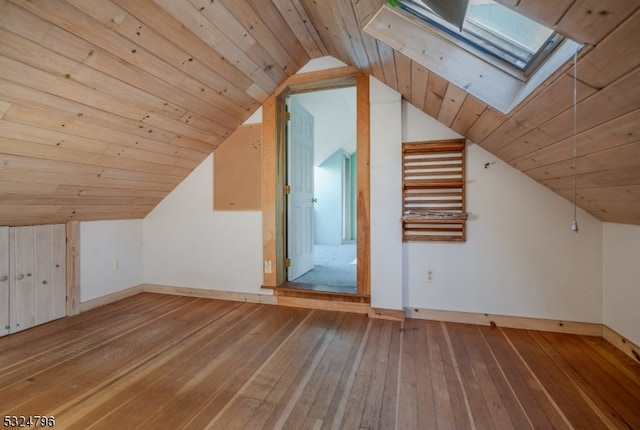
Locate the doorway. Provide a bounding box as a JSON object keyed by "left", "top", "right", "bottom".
{"left": 260, "top": 70, "right": 370, "bottom": 298}
{"left": 285, "top": 87, "right": 357, "bottom": 293}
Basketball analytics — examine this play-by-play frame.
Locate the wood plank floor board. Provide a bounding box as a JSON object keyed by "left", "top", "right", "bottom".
{"left": 322, "top": 318, "right": 373, "bottom": 429}
{"left": 339, "top": 318, "right": 385, "bottom": 429}
{"left": 410, "top": 319, "right": 439, "bottom": 430}
{"left": 9, "top": 297, "right": 239, "bottom": 422}
{"left": 446, "top": 322, "right": 497, "bottom": 429}
{"left": 431, "top": 321, "right": 474, "bottom": 430}
{"left": 360, "top": 320, "right": 396, "bottom": 430}
{"left": 474, "top": 327, "right": 534, "bottom": 430}
{"left": 0, "top": 293, "right": 178, "bottom": 362}
{"left": 582, "top": 335, "right": 640, "bottom": 387}
{"left": 64, "top": 302, "right": 268, "bottom": 429}
{"left": 478, "top": 326, "right": 567, "bottom": 429}
{"left": 283, "top": 313, "right": 369, "bottom": 429}
{"left": 537, "top": 331, "right": 640, "bottom": 429}
{"left": 529, "top": 331, "right": 633, "bottom": 429}
{"left": 170, "top": 306, "right": 311, "bottom": 430}
{"left": 271, "top": 314, "right": 366, "bottom": 429}
{"left": 448, "top": 322, "right": 517, "bottom": 429}
{"left": 506, "top": 328, "right": 606, "bottom": 430}
{"left": 250, "top": 312, "right": 347, "bottom": 429}
{"left": 384, "top": 322, "right": 403, "bottom": 430}
{"left": 380, "top": 321, "right": 402, "bottom": 430}
{"left": 1, "top": 293, "right": 639, "bottom": 429}
{"left": 397, "top": 321, "right": 419, "bottom": 430}
{"left": 422, "top": 319, "right": 459, "bottom": 430}
{"left": 0, "top": 300, "right": 202, "bottom": 413}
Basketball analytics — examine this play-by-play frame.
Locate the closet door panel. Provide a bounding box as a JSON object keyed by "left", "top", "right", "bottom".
{"left": 0, "top": 227, "right": 9, "bottom": 337}
{"left": 10, "top": 226, "right": 36, "bottom": 333}
{"left": 51, "top": 224, "right": 66, "bottom": 320}
{"left": 35, "top": 225, "right": 54, "bottom": 325}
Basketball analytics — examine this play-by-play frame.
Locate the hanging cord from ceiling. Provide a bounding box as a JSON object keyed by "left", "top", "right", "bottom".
{"left": 571, "top": 52, "right": 579, "bottom": 233}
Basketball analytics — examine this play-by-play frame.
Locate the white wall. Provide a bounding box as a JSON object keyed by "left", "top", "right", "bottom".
{"left": 603, "top": 223, "right": 640, "bottom": 345}
{"left": 402, "top": 103, "right": 603, "bottom": 322}
{"left": 80, "top": 220, "right": 143, "bottom": 302}
{"left": 314, "top": 151, "right": 345, "bottom": 245}
{"left": 143, "top": 153, "right": 264, "bottom": 294}
{"left": 370, "top": 77, "right": 404, "bottom": 310}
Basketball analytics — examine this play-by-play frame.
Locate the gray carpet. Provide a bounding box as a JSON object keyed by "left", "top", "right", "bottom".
{"left": 293, "top": 243, "right": 356, "bottom": 288}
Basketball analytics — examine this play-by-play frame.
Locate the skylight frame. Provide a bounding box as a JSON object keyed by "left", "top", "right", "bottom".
{"left": 364, "top": 3, "right": 583, "bottom": 113}
{"left": 393, "top": 0, "right": 565, "bottom": 78}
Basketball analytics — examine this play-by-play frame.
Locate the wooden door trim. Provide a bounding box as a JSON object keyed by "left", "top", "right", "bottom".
{"left": 66, "top": 221, "right": 80, "bottom": 316}
{"left": 261, "top": 69, "right": 370, "bottom": 296}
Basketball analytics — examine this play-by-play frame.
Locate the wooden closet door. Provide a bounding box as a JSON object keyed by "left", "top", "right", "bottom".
{"left": 43, "top": 224, "right": 66, "bottom": 322}
{"left": 0, "top": 227, "right": 9, "bottom": 337}
{"left": 9, "top": 224, "right": 66, "bottom": 333}
{"left": 34, "top": 225, "right": 67, "bottom": 324}
{"left": 10, "top": 226, "right": 36, "bottom": 333}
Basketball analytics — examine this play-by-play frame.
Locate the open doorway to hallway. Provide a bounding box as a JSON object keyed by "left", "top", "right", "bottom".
{"left": 285, "top": 86, "right": 357, "bottom": 293}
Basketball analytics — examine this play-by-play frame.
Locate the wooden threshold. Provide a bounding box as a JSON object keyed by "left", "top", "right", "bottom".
{"left": 274, "top": 282, "right": 368, "bottom": 300}
{"left": 268, "top": 281, "right": 371, "bottom": 314}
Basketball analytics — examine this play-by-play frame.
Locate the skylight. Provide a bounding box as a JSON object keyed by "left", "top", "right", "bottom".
{"left": 392, "top": 0, "right": 563, "bottom": 75}
{"left": 366, "top": 1, "right": 581, "bottom": 113}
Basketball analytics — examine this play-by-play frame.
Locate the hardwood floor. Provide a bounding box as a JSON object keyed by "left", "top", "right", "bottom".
{"left": 0, "top": 293, "right": 639, "bottom": 429}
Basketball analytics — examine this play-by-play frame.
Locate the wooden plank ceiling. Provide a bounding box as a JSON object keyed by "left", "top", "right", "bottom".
{"left": 0, "top": 0, "right": 638, "bottom": 226}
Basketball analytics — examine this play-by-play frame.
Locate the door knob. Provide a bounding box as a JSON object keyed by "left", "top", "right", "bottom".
{"left": 312, "top": 198, "right": 318, "bottom": 203}
{"left": 0, "top": 275, "right": 7, "bottom": 282}
{"left": 16, "top": 274, "right": 24, "bottom": 280}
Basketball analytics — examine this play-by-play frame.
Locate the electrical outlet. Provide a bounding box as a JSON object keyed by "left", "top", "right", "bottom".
{"left": 264, "top": 259, "right": 272, "bottom": 274}
{"left": 113, "top": 259, "right": 120, "bottom": 271}
{"left": 426, "top": 268, "right": 434, "bottom": 283}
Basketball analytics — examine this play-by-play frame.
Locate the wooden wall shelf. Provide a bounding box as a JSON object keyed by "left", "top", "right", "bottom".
{"left": 402, "top": 139, "right": 467, "bottom": 242}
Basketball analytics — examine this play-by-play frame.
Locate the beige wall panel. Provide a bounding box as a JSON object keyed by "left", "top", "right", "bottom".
{"left": 214, "top": 124, "right": 262, "bottom": 211}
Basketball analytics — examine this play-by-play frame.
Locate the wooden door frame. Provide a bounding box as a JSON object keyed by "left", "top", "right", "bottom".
{"left": 66, "top": 221, "right": 80, "bottom": 316}
{"left": 261, "top": 68, "right": 370, "bottom": 296}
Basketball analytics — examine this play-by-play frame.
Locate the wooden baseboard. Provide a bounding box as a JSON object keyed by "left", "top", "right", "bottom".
{"left": 602, "top": 325, "right": 640, "bottom": 364}
{"left": 369, "top": 307, "right": 405, "bottom": 322}
{"left": 141, "top": 284, "right": 278, "bottom": 305}
{"left": 406, "top": 307, "right": 603, "bottom": 337}
{"left": 277, "top": 296, "right": 370, "bottom": 314}
{"left": 79, "top": 284, "right": 144, "bottom": 313}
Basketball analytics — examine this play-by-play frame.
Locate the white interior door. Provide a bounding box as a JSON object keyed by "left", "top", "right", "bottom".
{"left": 0, "top": 227, "right": 9, "bottom": 337}
{"left": 287, "top": 98, "right": 315, "bottom": 280}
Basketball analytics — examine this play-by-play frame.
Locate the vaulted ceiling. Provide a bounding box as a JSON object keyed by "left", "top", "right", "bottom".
{"left": 0, "top": 0, "right": 639, "bottom": 226}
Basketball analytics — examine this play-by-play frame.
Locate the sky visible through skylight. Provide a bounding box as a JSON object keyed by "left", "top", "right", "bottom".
{"left": 393, "top": 0, "right": 557, "bottom": 71}
{"left": 467, "top": 0, "right": 553, "bottom": 55}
